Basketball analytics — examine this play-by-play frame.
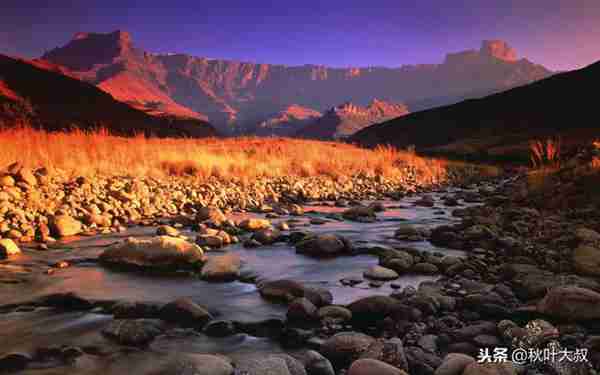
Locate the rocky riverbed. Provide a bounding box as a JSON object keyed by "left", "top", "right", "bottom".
{"left": 0, "top": 165, "right": 599, "bottom": 375}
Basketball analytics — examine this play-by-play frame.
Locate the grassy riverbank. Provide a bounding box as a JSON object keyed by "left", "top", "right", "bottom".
{"left": 0, "top": 127, "right": 450, "bottom": 184}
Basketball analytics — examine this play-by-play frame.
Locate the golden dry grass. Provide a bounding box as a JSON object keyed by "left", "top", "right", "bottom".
{"left": 529, "top": 137, "right": 562, "bottom": 168}
{"left": 0, "top": 127, "right": 448, "bottom": 183}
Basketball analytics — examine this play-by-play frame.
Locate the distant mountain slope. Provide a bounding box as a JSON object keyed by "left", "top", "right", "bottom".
{"left": 0, "top": 54, "right": 216, "bottom": 137}
{"left": 254, "top": 104, "right": 321, "bottom": 136}
{"left": 42, "top": 31, "right": 553, "bottom": 134}
{"left": 351, "top": 60, "right": 600, "bottom": 162}
{"left": 298, "top": 99, "right": 409, "bottom": 139}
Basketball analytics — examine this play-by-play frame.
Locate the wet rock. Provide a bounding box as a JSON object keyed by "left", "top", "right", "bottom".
{"left": 348, "top": 296, "right": 409, "bottom": 325}
{"left": 363, "top": 265, "right": 399, "bottom": 281}
{"left": 360, "top": 338, "right": 408, "bottom": 371}
{"left": 462, "top": 361, "right": 518, "bottom": 375}
{"left": 434, "top": 353, "right": 475, "bottom": 375}
{"left": 405, "top": 346, "right": 442, "bottom": 374}
{"left": 196, "top": 206, "right": 227, "bottom": 225}
{"left": 159, "top": 298, "right": 212, "bottom": 329}
{"left": 379, "top": 250, "right": 414, "bottom": 274}
{"left": 445, "top": 342, "right": 478, "bottom": 357}
{"left": 203, "top": 320, "right": 237, "bottom": 337}
{"left": 0, "top": 239, "right": 20, "bottom": 258}
{"left": 394, "top": 224, "right": 426, "bottom": 241}
{"left": 575, "top": 227, "right": 600, "bottom": 244}
{"left": 292, "top": 350, "right": 335, "bottom": 375}
{"left": 243, "top": 238, "right": 262, "bottom": 248}
{"left": 287, "top": 298, "right": 318, "bottom": 322}
{"left": 473, "top": 334, "right": 502, "bottom": 348}
{"left": 157, "top": 353, "right": 234, "bottom": 375}
{"left": 99, "top": 236, "right": 204, "bottom": 270}
{"left": 348, "top": 359, "right": 407, "bottom": 375}
{"left": 417, "top": 334, "right": 439, "bottom": 353}
{"left": 413, "top": 262, "right": 439, "bottom": 274}
{"left": 201, "top": 254, "right": 241, "bottom": 281}
{"left": 537, "top": 286, "right": 600, "bottom": 321}
{"left": 38, "top": 292, "right": 94, "bottom": 310}
{"left": 415, "top": 196, "right": 435, "bottom": 207}
{"left": 50, "top": 215, "right": 83, "bottom": 237}
{"left": 296, "top": 234, "right": 353, "bottom": 258}
{"left": 573, "top": 244, "right": 600, "bottom": 277}
{"left": 318, "top": 305, "right": 353, "bottom": 323}
{"left": 0, "top": 352, "right": 31, "bottom": 372}
{"left": 196, "top": 234, "right": 224, "bottom": 248}
{"left": 235, "top": 318, "right": 285, "bottom": 338}
{"left": 343, "top": 206, "right": 376, "bottom": 222}
{"left": 239, "top": 218, "right": 271, "bottom": 231}
{"left": 110, "top": 301, "right": 163, "bottom": 319}
{"left": 252, "top": 228, "right": 282, "bottom": 245}
{"left": 156, "top": 225, "right": 180, "bottom": 237}
{"left": 321, "top": 332, "right": 376, "bottom": 369}
{"left": 259, "top": 279, "right": 332, "bottom": 307}
{"left": 84, "top": 213, "right": 112, "bottom": 227}
{"left": 101, "top": 319, "right": 165, "bottom": 346}
{"left": 236, "top": 354, "right": 306, "bottom": 375}
{"left": 451, "top": 322, "right": 497, "bottom": 341}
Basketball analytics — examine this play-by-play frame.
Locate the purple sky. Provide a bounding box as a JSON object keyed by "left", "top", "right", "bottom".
{"left": 1, "top": 0, "right": 599, "bottom": 71}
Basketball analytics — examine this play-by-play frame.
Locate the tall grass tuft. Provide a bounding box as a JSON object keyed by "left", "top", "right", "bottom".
{"left": 529, "top": 137, "right": 562, "bottom": 169}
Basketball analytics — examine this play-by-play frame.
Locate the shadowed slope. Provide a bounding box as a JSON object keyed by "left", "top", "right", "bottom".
{"left": 0, "top": 54, "right": 216, "bottom": 137}
{"left": 351, "top": 60, "right": 600, "bottom": 162}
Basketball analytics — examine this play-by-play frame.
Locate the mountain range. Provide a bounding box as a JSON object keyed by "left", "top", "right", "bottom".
{"left": 40, "top": 30, "right": 553, "bottom": 135}
{"left": 351, "top": 59, "right": 600, "bottom": 162}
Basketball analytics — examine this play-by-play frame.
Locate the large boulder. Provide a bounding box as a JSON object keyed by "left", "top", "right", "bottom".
{"left": 99, "top": 236, "right": 205, "bottom": 270}
{"left": 0, "top": 239, "right": 20, "bottom": 258}
{"left": 50, "top": 215, "right": 83, "bottom": 237}
{"left": 201, "top": 254, "right": 241, "bottom": 281}
{"left": 159, "top": 298, "right": 212, "bottom": 329}
{"left": 573, "top": 245, "right": 600, "bottom": 277}
{"left": 321, "top": 332, "right": 376, "bottom": 369}
{"left": 537, "top": 286, "right": 600, "bottom": 321}
{"left": 259, "top": 279, "right": 332, "bottom": 307}
{"left": 348, "top": 359, "right": 407, "bottom": 375}
{"left": 296, "top": 234, "right": 353, "bottom": 258}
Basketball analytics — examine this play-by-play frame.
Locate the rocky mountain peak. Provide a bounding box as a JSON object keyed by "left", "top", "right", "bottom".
{"left": 480, "top": 40, "right": 518, "bottom": 62}
{"left": 42, "top": 30, "right": 136, "bottom": 71}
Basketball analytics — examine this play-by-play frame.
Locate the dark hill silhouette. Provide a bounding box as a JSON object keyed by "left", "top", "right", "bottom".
{"left": 0, "top": 55, "right": 216, "bottom": 137}
{"left": 351, "top": 60, "right": 600, "bottom": 162}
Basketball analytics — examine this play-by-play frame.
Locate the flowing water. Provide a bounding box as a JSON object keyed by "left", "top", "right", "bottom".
{"left": 0, "top": 191, "right": 471, "bottom": 374}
